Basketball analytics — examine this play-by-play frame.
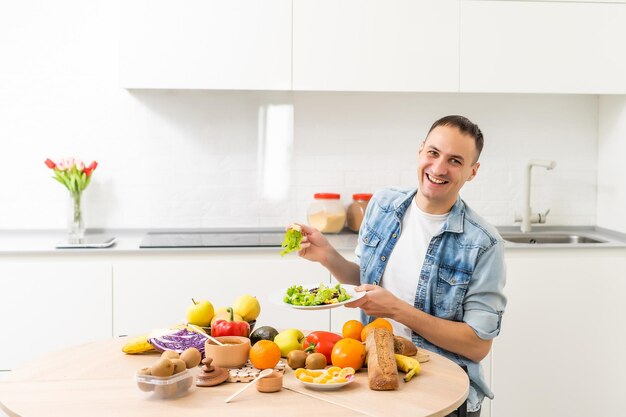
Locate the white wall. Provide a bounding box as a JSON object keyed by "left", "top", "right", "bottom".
{"left": 0, "top": 2, "right": 599, "bottom": 230}
{"left": 598, "top": 96, "right": 626, "bottom": 234}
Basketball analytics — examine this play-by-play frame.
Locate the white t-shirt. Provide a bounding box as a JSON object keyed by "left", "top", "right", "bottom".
{"left": 379, "top": 199, "right": 449, "bottom": 339}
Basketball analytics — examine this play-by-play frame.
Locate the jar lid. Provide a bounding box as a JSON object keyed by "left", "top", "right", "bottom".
{"left": 352, "top": 193, "right": 373, "bottom": 201}
{"left": 314, "top": 193, "right": 341, "bottom": 199}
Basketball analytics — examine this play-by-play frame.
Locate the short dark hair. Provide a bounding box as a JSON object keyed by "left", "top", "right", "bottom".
{"left": 427, "top": 115, "right": 484, "bottom": 162}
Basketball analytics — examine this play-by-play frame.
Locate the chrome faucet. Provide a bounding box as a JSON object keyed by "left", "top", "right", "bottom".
{"left": 515, "top": 159, "right": 557, "bottom": 233}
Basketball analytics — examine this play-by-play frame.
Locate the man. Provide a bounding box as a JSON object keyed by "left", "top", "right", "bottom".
{"left": 297, "top": 115, "right": 507, "bottom": 416}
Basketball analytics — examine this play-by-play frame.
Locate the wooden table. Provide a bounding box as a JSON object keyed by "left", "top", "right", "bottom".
{"left": 0, "top": 338, "right": 468, "bottom": 417}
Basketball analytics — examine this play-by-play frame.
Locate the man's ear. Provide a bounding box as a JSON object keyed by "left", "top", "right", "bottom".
{"left": 418, "top": 140, "right": 426, "bottom": 154}
{"left": 467, "top": 162, "right": 480, "bottom": 181}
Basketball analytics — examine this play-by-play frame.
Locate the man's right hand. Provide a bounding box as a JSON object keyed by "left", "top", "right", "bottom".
{"left": 295, "top": 223, "right": 332, "bottom": 264}
{"left": 292, "top": 223, "right": 361, "bottom": 286}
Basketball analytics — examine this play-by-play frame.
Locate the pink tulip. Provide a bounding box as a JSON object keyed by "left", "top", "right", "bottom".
{"left": 44, "top": 158, "right": 56, "bottom": 169}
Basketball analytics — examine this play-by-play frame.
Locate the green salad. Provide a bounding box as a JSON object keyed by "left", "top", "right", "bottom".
{"left": 283, "top": 283, "right": 352, "bottom": 306}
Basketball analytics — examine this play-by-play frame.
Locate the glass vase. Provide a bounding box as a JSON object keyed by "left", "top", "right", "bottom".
{"left": 68, "top": 192, "right": 85, "bottom": 242}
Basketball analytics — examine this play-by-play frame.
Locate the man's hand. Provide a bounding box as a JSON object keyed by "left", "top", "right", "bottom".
{"left": 294, "top": 223, "right": 361, "bottom": 286}
{"left": 296, "top": 223, "right": 333, "bottom": 264}
{"left": 345, "top": 284, "right": 404, "bottom": 319}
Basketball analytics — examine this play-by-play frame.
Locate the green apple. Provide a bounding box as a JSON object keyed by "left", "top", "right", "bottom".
{"left": 186, "top": 298, "right": 214, "bottom": 327}
{"left": 274, "top": 328, "right": 305, "bottom": 357}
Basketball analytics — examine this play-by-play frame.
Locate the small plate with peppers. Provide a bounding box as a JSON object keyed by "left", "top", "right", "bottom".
{"left": 275, "top": 283, "right": 365, "bottom": 310}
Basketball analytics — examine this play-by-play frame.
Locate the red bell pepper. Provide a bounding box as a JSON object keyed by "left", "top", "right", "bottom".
{"left": 302, "top": 331, "right": 342, "bottom": 363}
{"left": 211, "top": 307, "right": 250, "bottom": 337}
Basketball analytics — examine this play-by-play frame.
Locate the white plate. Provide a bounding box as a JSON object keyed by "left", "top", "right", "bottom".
{"left": 273, "top": 283, "right": 365, "bottom": 310}
{"left": 297, "top": 374, "right": 355, "bottom": 390}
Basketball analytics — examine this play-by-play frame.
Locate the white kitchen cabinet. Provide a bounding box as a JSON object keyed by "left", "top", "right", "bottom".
{"left": 119, "top": 0, "right": 292, "bottom": 90}
{"left": 292, "top": 0, "right": 460, "bottom": 92}
{"left": 460, "top": 1, "right": 626, "bottom": 93}
{"left": 492, "top": 249, "right": 626, "bottom": 417}
{"left": 112, "top": 252, "right": 331, "bottom": 337}
{"left": 0, "top": 261, "right": 112, "bottom": 370}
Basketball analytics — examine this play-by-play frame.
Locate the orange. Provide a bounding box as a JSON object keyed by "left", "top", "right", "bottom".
{"left": 331, "top": 338, "right": 366, "bottom": 370}
{"left": 338, "top": 367, "right": 355, "bottom": 378}
{"left": 360, "top": 318, "right": 393, "bottom": 342}
{"left": 326, "top": 366, "right": 342, "bottom": 377}
{"left": 249, "top": 340, "right": 281, "bottom": 370}
{"left": 342, "top": 320, "right": 364, "bottom": 341}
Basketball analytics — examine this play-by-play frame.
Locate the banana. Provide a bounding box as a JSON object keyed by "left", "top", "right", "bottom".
{"left": 395, "top": 353, "right": 421, "bottom": 382}
{"left": 121, "top": 334, "right": 155, "bottom": 354}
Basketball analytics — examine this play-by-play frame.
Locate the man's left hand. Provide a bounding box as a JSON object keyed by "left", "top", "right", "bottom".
{"left": 346, "top": 284, "right": 402, "bottom": 319}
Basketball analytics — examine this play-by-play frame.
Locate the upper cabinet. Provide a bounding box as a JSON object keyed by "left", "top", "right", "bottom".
{"left": 292, "top": 0, "right": 460, "bottom": 92}
{"left": 119, "top": 0, "right": 626, "bottom": 94}
{"left": 119, "top": 0, "right": 292, "bottom": 90}
{"left": 460, "top": 1, "right": 626, "bottom": 94}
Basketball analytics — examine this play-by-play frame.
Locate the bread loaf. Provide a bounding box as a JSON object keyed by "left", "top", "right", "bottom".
{"left": 366, "top": 328, "right": 399, "bottom": 390}
{"left": 393, "top": 336, "right": 418, "bottom": 357}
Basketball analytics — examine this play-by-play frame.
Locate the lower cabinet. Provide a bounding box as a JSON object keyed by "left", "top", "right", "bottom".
{"left": 492, "top": 249, "right": 626, "bottom": 417}
{"left": 0, "top": 260, "right": 112, "bottom": 370}
{"left": 4, "top": 245, "right": 624, "bottom": 417}
{"left": 112, "top": 252, "right": 332, "bottom": 338}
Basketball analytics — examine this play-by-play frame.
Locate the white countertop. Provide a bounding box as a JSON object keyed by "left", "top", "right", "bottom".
{"left": 1, "top": 226, "right": 625, "bottom": 255}
{"left": 0, "top": 229, "right": 360, "bottom": 255}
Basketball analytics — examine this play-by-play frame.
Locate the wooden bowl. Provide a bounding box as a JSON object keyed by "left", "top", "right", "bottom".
{"left": 256, "top": 370, "right": 283, "bottom": 393}
{"left": 204, "top": 336, "right": 251, "bottom": 368}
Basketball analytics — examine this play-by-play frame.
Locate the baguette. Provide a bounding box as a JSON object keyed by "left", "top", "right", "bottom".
{"left": 365, "top": 328, "right": 399, "bottom": 390}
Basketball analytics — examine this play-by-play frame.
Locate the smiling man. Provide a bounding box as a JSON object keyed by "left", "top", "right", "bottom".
{"left": 297, "top": 115, "right": 507, "bottom": 417}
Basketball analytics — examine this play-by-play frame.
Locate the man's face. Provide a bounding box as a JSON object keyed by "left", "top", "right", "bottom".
{"left": 416, "top": 125, "right": 480, "bottom": 214}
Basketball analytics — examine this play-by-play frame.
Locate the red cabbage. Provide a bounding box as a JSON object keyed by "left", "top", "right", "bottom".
{"left": 148, "top": 328, "right": 207, "bottom": 357}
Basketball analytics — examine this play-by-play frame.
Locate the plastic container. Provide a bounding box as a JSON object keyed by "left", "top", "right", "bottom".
{"left": 135, "top": 368, "right": 197, "bottom": 399}
{"left": 307, "top": 193, "right": 347, "bottom": 234}
{"left": 346, "top": 193, "right": 373, "bottom": 232}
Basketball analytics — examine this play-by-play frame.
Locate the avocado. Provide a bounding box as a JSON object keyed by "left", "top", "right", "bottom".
{"left": 249, "top": 326, "right": 279, "bottom": 345}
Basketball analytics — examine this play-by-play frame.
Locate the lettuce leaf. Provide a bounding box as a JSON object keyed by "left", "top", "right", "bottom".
{"left": 280, "top": 227, "right": 302, "bottom": 256}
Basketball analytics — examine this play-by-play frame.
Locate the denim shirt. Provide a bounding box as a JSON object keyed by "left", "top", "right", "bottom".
{"left": 355, "top": 187, "right": 507, "bottom": 412}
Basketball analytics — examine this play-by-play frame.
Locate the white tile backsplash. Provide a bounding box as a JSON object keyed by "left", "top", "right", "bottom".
{"left": 0, "top": 90, "right": 599, "bottom": 230}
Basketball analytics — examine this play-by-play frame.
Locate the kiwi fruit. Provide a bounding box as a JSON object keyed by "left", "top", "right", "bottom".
{"left": 170, "top": 358, "right": 187, "bottom": 374}
{"left": 180, "top": 348, "right": 202, "bottom": 369}
{"left": 305, "top": 352, "right": 327, "bottom": 370}
{"left": 177, "top": 375, "right": 193, "bottom": 394}
{"left": 154, "top": 383, "right": 179, "bottom": 399}
{"left": 161, "top": 350, "right": 180, "bottom": 360}
{"left": 137, "top": 367, "right": 151, "bottom": 376}
{"left": 136, "top": 367, "right": 154, "bottom": 392}
{"left": 287, "top": 350, "right": 307, "bottom": 369}
{"left": 150, "top": 358, "right": 175, "bottom": 377}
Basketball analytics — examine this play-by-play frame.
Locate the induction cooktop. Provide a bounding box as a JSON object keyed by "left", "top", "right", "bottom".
{"left": 139, "top": 231, "right": 285, "bottom": 248}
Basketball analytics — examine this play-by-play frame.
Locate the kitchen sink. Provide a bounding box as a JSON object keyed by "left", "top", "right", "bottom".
{"left": 501, "top": 233, "right": 607, "bottom": 245}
